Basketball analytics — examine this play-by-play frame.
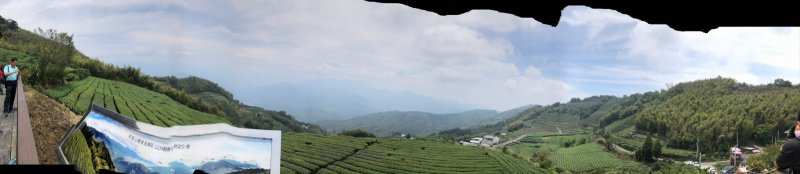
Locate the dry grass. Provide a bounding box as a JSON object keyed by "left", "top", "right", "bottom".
{"left": 26, "top": 88, "right": 81, "bottom": 164}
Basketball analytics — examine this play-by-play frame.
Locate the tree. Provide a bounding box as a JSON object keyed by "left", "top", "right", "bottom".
{"left": 773, "top": 78, "right": 792, "bottom": 87}
{"left": 563, "top": 140, "right": 575, "bottom": 148}
{"left": 0, "top": 15, "right": 19, "bottom": 38}
{"left": 404, "top": 133, "right": 414, "bottom": 139}
{"left": 539, "top": 159, "right": 553, "bottom": 169}
{"left": 339, "top": 129, "right": 377, "bottom": 138}
{"left": 653, "top": 139, "right": 663, "bottom": 159}
{"left": 30, "top": 36, "right": 74, "bottom": 86}
{"left": 507, "top": 123, "right": 524, "bottom": 132}
{"left": 531, "top": 150, "right": 550, "bottom": 163}
{"left": 636, "top": 136, "right": 654, "bottom": 162}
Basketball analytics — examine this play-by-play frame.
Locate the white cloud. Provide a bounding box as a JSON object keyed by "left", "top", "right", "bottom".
{"left": 0, "top": 0, "right": 573, "bottom": 111}
{"left": 561, "top": 6, "right": 800, "bottom": 88}
{"left": 1, "top": 1, "right": 796, "bottom": 112}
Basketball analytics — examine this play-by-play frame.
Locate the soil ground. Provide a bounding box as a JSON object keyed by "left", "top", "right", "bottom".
{"left": 26, "top": 89, "right": 81, "bottom": 164}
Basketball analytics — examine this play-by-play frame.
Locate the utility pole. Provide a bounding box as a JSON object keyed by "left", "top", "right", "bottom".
{"left": 696, "top": 137, "right": 700, "bottom": 167}
{"left": 736, "top": 129, "right": 739, "bottom": 147}
{"left": 733, "top": 128, "right": 739, "bottom": 168}
{"left": 775, "top": 130, "right": 778, "bottom": 144}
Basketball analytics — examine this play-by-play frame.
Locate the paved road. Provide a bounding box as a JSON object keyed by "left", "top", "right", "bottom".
{"left": 495, "top": 134, "right": 528, "bottom": 148}
{"left": 0, "top": 92, "right": 18, "bottom": 164}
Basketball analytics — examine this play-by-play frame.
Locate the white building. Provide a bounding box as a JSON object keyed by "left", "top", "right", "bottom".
{"left": 460, "top": 141, "right": 477, "bottom": 146}
{"left": 460, "top": 135, "right": 501, "bottom": 147}
{"left": 459, "top": 137, "right": 483, "bottom": 146}
{"left": 482, "top": 135, "right": 499, "bottom": 146}
{"left": 470, "top": 137, "right": 483, "bottom": 144}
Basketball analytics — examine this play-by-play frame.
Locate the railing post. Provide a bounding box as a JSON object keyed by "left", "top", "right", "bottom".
{"left": 16, "top": 78, "right": 38, "bottom": 164}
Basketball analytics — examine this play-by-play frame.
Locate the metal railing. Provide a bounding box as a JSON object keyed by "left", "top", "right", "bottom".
{"left": 15, "top": 78, "right": 39, "bottom": 164}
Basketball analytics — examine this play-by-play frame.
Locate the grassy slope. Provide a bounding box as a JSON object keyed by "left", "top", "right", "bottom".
{"left": 63, "top": 131, "right": 95, "bottom": 174}
{"left": 26, "top": 88, "right": 83, "bottom": 164}
{"left": 283, "top": 133, "right": 546, "bottom": 174}
{"left": 549, "top": 143, "right": 645, "bottom": 172}
{"left": 46, "top": 77, "right": 229, "bottom": 126}
{"left": 504, "top": 133, "right": 648, "bottom": 173}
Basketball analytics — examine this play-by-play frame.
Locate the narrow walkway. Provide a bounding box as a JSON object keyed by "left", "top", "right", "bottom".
{"left": 0, "top": 91, "right": 18, "bottom": 164}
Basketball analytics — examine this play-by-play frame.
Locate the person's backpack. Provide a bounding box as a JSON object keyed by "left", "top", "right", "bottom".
{"left": 0, "top": 64, "right": 5, "bottom": 81}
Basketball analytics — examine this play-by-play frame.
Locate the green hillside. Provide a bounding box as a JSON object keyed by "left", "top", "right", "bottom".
{"left": 502, "top": 133, "right": 648, "bottom": 173}
{"left": 548, "top": 143, "right": 643, "bottom": 172}
{"left": 154, "top": 76, "right": 322, "bottom": 132}
{"left": 511, "top": 95, "right": 619, "bottom": 133}
{"left": 634, "top": 77, "right": 800, "bottom": 152}
{"left": 0, "top": 15, "right": 321, "bottom": 133}
{"left": 444, "top": 77, "right": 800, "bottom": 165}
{"left": 435, "top": 96, "right": 620, "bottom": 139}
{"left": 319, "top": 105, "right": 535, "bottom": 137}
{"left": 46, "top": 77, "right": 229, "bottom": 126}
{"left": 63, "top": 131, "right": 95, "bottom": 174}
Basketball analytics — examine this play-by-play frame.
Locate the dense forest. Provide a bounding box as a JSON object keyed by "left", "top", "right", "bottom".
{"left": 634, "top": 77, "right": 798, "bottom": 153}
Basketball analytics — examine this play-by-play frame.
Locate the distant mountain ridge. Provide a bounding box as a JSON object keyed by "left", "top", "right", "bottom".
{"left": 316, "top": 106, "right": 532, "bottom": 137}
{"left": 238, "top": 80, "right": 475, "bottom": 122}
{"left": 154, "top": 76, "right": 323, "bottom": 133}
{"left": 480, "top": 104, "right": 535, "bottom": 124}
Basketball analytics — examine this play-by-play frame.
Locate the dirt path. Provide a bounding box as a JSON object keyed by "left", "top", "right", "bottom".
{"left": 26, "top": 89, "right": 82, "bottom": 164}
{"left": 610, "top": 143, "right": 634, "bottom": 155}
{"left": 595, "top": 137, "right": 634, "bottom": 155}
{"left": 496, "top": 134, "right": 528, "bottom": 148}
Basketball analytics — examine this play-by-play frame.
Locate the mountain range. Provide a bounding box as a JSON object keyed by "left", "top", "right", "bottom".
{"left": 316, "top": 105, "right": 533, "bottom": 136}
{"left": 234, "top": 80, "right": 476, "bottom": 122}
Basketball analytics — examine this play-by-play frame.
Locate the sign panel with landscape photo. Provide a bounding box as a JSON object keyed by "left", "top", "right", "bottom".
{"left": 58, "top": 105, "right": 281, "bottom": 174}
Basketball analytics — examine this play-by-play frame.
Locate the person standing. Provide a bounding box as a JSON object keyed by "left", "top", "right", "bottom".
{"left": 777, "top": 112, "right": 800, "bottom": 173}
{"left": 3, "top": 58, "right": 18, "bottom": 115}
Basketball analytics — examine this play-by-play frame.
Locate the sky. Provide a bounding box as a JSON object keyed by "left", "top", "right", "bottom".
{"left": 1, "top": 0, "right": 799, "bottom": 119}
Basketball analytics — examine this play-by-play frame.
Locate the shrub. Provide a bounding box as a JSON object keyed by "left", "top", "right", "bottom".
{"left": 508, "top": 123, "right": 524, "bottom": 132}
{"left": 339, "top": 129, "right": 377, "bottom": 138}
